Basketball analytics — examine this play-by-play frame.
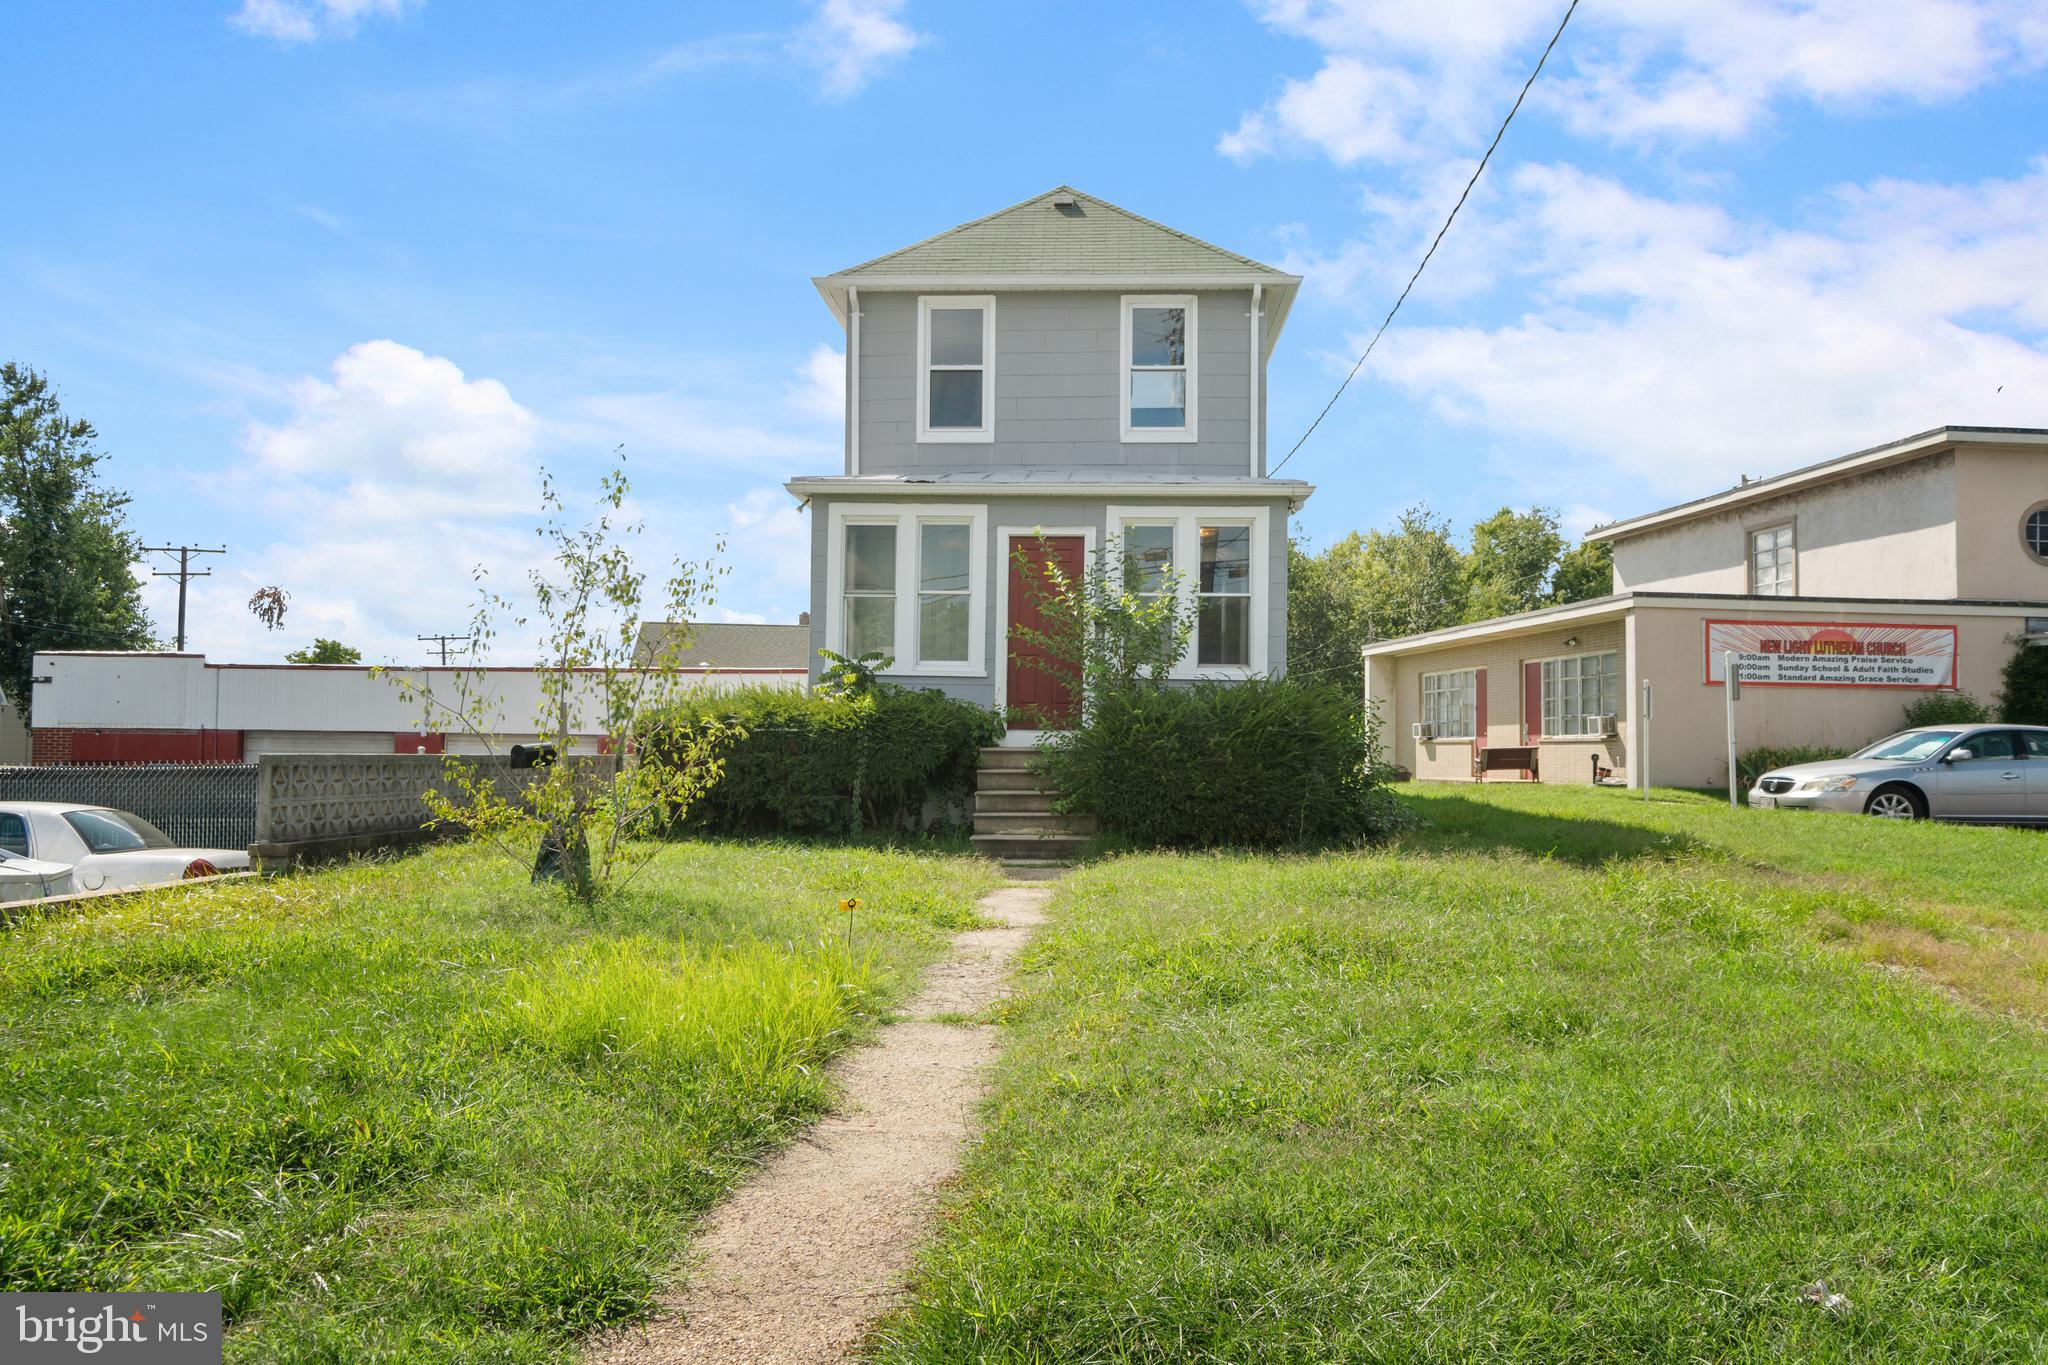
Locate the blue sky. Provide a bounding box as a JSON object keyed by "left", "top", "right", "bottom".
{"left": 5, "top": 0, "right": 2045, "bottom": 662}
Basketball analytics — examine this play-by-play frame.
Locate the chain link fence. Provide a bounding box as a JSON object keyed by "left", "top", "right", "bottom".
{"left": 0, "top": 764, "right": 259, "bottom": 849}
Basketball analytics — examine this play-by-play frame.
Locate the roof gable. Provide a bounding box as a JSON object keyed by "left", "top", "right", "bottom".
{"left": 823, "top": 186, "right": 1295, "bottom": 282}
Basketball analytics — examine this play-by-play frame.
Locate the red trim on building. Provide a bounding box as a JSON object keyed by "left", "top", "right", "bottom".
{"left": 393, "top": 733, "right": 446, "bottom": 754}
{"left": 1521, "top": 661, "right": 1542, "bottom": 745}
{"left": 1474, "top": 667, "right": 1488, "bottom": 749}
{"left": 32, "top": 728, "right": 243, "bottom": 764}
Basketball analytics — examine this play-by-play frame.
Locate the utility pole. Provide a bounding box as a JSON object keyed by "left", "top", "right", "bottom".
{"left": 142, "top": 544, "right": 226, "bottom": 652}
{"left": 417, "top": 633, "right": 469, "bottom": 665}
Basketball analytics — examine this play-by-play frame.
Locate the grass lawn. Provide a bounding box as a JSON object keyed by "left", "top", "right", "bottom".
{"left": 0, "top": 838, "right": 1000, "bottom": 1363}
{"left": 878, "top": 785, "right": 2048, "bottom": 1363}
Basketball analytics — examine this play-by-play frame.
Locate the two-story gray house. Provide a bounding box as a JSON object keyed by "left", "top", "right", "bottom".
{"left": 788, "top": 186, "right": 1313, "bottom": 738}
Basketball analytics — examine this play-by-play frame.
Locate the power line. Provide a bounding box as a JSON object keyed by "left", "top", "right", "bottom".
{"left": 1270, "top": 0, "right": 1581, "bottom": 477}
{"left": 141, "top": 543, "right": 226, "bottom": 652}
{"left": 417, "top": 633, "right": 470, "bottom": 665}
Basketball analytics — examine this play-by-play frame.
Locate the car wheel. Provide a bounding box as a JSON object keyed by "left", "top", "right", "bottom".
{"left": 1865, "top": 786, "right": 1924, "bottom": 820}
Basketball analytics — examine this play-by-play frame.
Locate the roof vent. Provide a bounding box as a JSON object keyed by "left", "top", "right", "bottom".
{"left": 1049, "top": 192, "right": 1077, "bottom": 208}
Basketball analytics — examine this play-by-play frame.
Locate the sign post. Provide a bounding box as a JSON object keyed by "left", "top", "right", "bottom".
{"left": 1639, "top": 677, "right": 1652, "bottom": 800}
{"left": 1723, "top": 650, "right": 1741, "bottom": 808}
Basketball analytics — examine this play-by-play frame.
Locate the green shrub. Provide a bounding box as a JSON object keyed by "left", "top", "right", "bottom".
{"left": 645, "top": 685, "right": 1000, "bottom": 835}
{"left": 1901, "top": 690, "right": 1990, "bottom": 727}
{"left": 1736, "top": 745, "right": 1845, "bottom": 790}
{"left": 1038, "top": 679, "right": 1406, "bottom": 849}
{"left": 2000, "top": 638, "right": 2048, "bottom": 725}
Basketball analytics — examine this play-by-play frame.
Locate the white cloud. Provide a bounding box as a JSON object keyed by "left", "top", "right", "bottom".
{"left": 793, "top": 0, "right": 926, "bottom": 100}
{"left": 229, "top": 0, "right": 411, "bottom": 44}
{"left": 725, "top": 487, "right": 811, "bottom": 596}
{"left": 788, "top": 344, "right": 846, "bottom": 423}
{"left": 1226, "top": 0, "right": 2048, "bottom": 165}
{"left": 1362, "top": 160, "right": 2048, "bottom": 494}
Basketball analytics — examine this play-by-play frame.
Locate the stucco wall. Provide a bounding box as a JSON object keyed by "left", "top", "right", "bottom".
{"left": 1381, "top": 618, "right": 1630, "bottom": 784}
{"left": 853, "top": 289, "right": 1257, "bottom": 476}
{"left": 1611, "top": 454, "right": 1958, "bottom": 598}
{"left": 1953, "top": 444, "right": 2048, "bottom": 600}
{"left": 807, "top": 492, "right": 1292, "bottom": 708}
{"left": 1627, "top": 601, "right": 2028, "bottom": 789}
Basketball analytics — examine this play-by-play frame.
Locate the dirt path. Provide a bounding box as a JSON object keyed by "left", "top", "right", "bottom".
{"left": 585, "top": 883, "right": 1050, "bottom": 1365}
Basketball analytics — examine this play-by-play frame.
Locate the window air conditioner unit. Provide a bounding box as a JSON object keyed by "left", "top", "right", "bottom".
{"left": 1412, "top": 721, "right": 1436, "bottom": 741}
{"left": 1588, "top": 714, "right": 1618, "bottom": 736}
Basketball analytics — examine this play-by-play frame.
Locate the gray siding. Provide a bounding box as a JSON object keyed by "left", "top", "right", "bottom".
{"left": 806, "top": 493, "right": 1292, "bottom": 709}
{"left": 853, "top": 290, "right": 1261, "bottom": 478}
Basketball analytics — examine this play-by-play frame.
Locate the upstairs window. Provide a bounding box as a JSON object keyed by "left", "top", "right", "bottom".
{"left": 1121, "top": 296, "right": 1197, "bottom": 442}
{"left": 842, "top": 523, "right": 897, "bottom": 658}
{"left": 1750, "top": 523, "right": 1795, "bottom": 596}
{"left": 916, "top": 296, "right": 994, "bottom": 443}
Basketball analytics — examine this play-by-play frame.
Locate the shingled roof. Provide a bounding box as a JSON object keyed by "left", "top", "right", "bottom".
{"left": 632, "top": 622, "right": 810, "bottom": 670}
{"left": 812, "top": 187, "right": 1301, "bottom": 341}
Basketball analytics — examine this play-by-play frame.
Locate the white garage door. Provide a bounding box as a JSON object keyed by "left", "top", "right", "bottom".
{"left": 242, "top": 731, "right": 394, "bottom": 758}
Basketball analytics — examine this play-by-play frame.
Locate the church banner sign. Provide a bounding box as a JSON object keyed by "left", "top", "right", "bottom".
{"left": 1703, "top": 619, "right": 1957, "bottom": 689}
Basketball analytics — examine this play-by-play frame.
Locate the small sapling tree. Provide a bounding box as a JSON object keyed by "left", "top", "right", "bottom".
{"left": 387, "top": 455, "right": 737, "bottom": 901}
{"left": 1008, "top": 532, "right": 1194, "bottom": 717}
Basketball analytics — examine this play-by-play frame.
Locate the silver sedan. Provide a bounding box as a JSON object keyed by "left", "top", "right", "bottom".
{"left": 1749, "top": 724, "right": 2048, "bottom": 823}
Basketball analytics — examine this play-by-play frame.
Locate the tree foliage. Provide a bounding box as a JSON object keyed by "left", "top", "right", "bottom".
{"left": 388, "top": 455, "right": 736, "bottom": 902}
{"left": 1999, "top": 638, "right": 2048, "bottom": 725}
{"left": 1287, "top": 502, "right": 1613, "bottom": 695}
{"left": 286, "top": 638, "right": 362, "bottom": 665}
{"left": 1008, "top": 533, "right": 1194, "bottom": 715}
{"left": 0, "top": 364, "right": 154, "bottom": 708}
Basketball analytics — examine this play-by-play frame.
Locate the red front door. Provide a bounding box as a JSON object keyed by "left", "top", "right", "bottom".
{"left": 1006, "top": 534, "right": 1084, "bottom": 729}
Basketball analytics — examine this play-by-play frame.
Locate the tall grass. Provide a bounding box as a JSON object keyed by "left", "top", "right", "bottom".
{"left": 878, "top": 789, "right": 2048, "bottom": 1362}
{"left": 0, "top": 838, "right": 999, "bottom": 1363}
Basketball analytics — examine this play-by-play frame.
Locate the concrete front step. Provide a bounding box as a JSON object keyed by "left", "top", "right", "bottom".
{"left": 977, "top": 745, "right": 1049, "bottom": 771}
{"left": 972, "top": 811, "right": 1098, "bottom": 836}
{"left": 975, "top": 767, "right": 1054, "bottom": 795}
{"left": 971, "top": 831, "right": 1090, "bottom": 862}
{"left": 975, "top": 789, "right": 1072, "bottom": 814}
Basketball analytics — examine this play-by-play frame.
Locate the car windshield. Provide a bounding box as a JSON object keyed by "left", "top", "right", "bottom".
{"left": 62, "top": 809, "right": 176, "bottom": 853}
{"left": 1852, "top": 730, "right": 1961, "bottom": 763}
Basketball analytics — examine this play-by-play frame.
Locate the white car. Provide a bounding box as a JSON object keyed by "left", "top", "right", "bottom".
{"left": 0, "top": 850, "right": 76, "bottom": 903}
{"left": 0, "top": 802, "right": 251, "bottom": 893}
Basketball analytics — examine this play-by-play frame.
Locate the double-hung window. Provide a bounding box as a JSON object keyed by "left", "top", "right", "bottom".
{"left": 1541, "top": 652, "right": 1618, "bottom": 737}
{"left": 1421, "top": 669, "right": 1478, "bottom": 737}
{"left": 842, "top": 523, "right": 897, "bottom": 659}
{"left": 916, "top": 296, "right": 994, "bottom": 442}
{"left": 917, "top": 521, "right": 972, "bottom": 665}
{"left": 1119, "top": 521, "right": 1176, "bottom": 604}
{"left": 1120, "top": 295, "right": 1197, "bottom": 441}
{"left": 831, "top": 504, "right": 988, "bottom": 675}
{"left": 1750, "top": 524, "right": 1795, "bottom": 596}
{"left": 1196, "top": 523, "right": 1252, "bottom": 666}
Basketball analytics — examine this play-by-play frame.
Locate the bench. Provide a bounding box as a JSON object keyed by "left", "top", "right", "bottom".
{"left": 1473, "top": 742, "right": 1539, "bottom": 782}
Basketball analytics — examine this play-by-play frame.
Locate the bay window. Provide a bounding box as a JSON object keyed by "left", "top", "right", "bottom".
{"left": 829, "top": 504, "right": 988, "bottom": 675}
{"left": 1196, "top": 523, "right": 1251, "bottom": 666}
{"left": 1541, "top": 651, "right": 1618, "bottom": 737}
{"left": 917, "top": 521, "right": 971, "bottom": 665}
{"left": 842, "top": 523, "right": 897, "bottom": 659}
{"left": 1422, "top": 669, "right": 1478, "bottom": 737}
{"left": 916, "top": 296, "right": 994, "bottom": 442}
{"left": 1120, "top": 295, "right": 1197, "bottom": 441}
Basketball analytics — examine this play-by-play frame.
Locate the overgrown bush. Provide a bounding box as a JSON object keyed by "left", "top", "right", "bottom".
{"left": 1902, "top": 690, "right": 1990, "bottom": 727}
{"left": 2000, "top": 638, "right": 2048, "bottom": 725}
{"left": 1737, "top": 745, "right": 1845, "bottom": 789}
{"left": 644, "top": 685, "right": 1000, "bottom": 835}
{"left": 1037, "top": 678, "right": 1407, "bottom": 848}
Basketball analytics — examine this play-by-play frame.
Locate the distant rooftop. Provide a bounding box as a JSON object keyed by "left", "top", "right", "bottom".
{"left": 1589, "top": 426, "right": 2048, "bottom": 543}
{"left": 632, "top": 621, "right": 810, "bottom": 670}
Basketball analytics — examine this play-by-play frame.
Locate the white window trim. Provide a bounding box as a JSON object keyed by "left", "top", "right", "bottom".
{"left": 1420, "top": 668, "right": 1479, "bottom": 740}
{"left": 915, "top": 295, "right": 995, "bottom": 444}
{"left": 824, "top": 502, "right": 989, "bottom": 677}
{"left": 1747, "top": 520, "right": 1796, "bottom": 597}
{"left": 1535, "top": 649, "right": 1620, "bottom": 739}
{"left": 1119, "top": 294, "right": 1198, "bottom": 444}
{"left": 992, "top": 523, "right": 1099, "bottom": 730}
{"left": 1105, "top": 505, "right": 1269, "bottom": 680}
